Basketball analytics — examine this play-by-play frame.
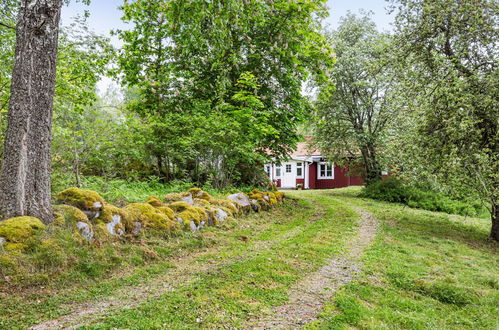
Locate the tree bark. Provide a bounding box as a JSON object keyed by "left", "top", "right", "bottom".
{"left": 361, "top": 143, "right": 382, "bottom": 186}
{"left": 491, "top": 198, "right": 499, "bottom": 242}
{"left": 0, "top": 0, "right": 62, "bottom": 223}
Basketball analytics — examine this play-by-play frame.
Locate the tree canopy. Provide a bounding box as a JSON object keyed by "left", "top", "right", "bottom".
{"left": 313, "top": 13, "right": 397, "bottom": 184}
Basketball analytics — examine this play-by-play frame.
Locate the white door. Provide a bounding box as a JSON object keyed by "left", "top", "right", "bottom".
{"left": 280, "top": 162, "right": 295, "bottom": 188}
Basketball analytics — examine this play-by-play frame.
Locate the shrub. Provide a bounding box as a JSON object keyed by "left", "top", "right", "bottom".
{"left": 361, "top": 178, "right": 483, "bottom": 217}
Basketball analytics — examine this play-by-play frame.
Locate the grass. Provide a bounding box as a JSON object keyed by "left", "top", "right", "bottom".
{"left": 1, "top": 187, "right": 497, "bottom": 329}
{"left": 0, "top": 190, "right": 358, "bottom": 328}
{"left": 310, "top": 187, "right": 498, "bottom": 329}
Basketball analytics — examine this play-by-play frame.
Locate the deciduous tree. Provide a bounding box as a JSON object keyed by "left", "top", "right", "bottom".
{"left": 0, "top": 0, "right": 64, "bottom": 222}
{"left": 389, "top": 0, "right": 498, "bottom": 240}
{"left": 314, "top": 13, "right": 397, "bottom": 184}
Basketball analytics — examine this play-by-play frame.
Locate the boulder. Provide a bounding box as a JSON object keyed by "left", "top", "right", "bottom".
{"left": 56, "top": 187, "right": 105, "bottom": 220}
{"left": 76, "top": 221, "right": 94, "bottom": 241}
{"left": 213, "top": 208, "right": 229, "bottom": 222}
{"left": 124, "top": 203, "right": 180, "bottom": 233}
{"left": 0, "top": 216, "right": 46, "bottom": 250}
{"left": 188, "top": 188, "right": 212, "bottom": 201}
{"left": 95, "top": 204, "right": 130, "bottom": 237}
{"left": 227, "top": 193, "right": 251, "bottom": 209}
{"left": 53, "top": 204, "right": 94, "bottom": 242}
{"left": 182, "top": 194, "right": 194, "bottom": 205}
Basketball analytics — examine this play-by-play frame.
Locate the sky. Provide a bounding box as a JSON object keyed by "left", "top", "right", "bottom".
{"left": 61, "top": 0, "right": 394, "bottom": 41}
{"left": 61, "top": 0, "right": 394, "bottom": 91}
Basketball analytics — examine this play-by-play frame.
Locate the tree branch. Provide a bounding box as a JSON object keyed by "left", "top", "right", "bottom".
{"left": 0, "top": 22, "right": 15, "bottom": 30}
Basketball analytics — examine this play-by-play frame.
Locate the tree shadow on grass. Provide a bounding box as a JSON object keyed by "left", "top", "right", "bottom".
{"left": 389, "top": 209, "right": 498, "bottom": 255}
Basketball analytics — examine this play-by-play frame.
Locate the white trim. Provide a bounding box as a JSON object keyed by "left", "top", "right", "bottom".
{"left": 296, "top": 161, "right": 304, "bottom": 179}
{"left": 318, "top": 162, "right": 334, "bottom": 180}
{"left": 304, "top": 162, "right": 310, "bottom": 189}
{"left": 275, "top": 165, "right": 281, "bottom": 178}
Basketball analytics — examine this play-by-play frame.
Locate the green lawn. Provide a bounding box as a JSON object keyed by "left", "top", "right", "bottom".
{"left": 1, "top": 188, "right": 497, "bottom": 329}
{"left": 308, "top": 188, "right": 499, "bottom": 329}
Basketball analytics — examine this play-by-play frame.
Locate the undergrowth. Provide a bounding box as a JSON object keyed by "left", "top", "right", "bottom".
{"left": 360, "top": 177, "right": 486, "bottom": 217}
{"left": 51, "top": 175, "right": 256, "bottom": 205}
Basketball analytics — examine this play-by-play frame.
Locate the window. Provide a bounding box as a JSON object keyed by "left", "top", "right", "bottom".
{"left": 285, "top": 164, "right": 292, "bottom": 173}
{"left": 296, "top": 162, "right": 303, "bottom": 178}
{"left": 318, "top": 162, "right": 333, "bottom": 179}
{"left": 275, "top": 167, "right": 281, "bottom": 178}
{"left": 265, "top": 165, "right": 271, "bottom": 178}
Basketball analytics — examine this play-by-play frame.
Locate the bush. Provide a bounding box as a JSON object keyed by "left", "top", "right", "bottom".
{"left": 361, "top": 178, "right": 483, "bottom": 217}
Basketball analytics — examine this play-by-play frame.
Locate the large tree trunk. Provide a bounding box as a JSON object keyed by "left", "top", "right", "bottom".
{"left": 0, "top": 0, "right": 62, "bottom": 223}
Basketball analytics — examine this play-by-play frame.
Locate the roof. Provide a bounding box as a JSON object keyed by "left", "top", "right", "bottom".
{"left": 291, "top": 136, "right": 322, "bottom": 157}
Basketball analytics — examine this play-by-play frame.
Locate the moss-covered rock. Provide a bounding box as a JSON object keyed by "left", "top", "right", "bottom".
{"left": 146, "top": 196, "right": 163, "bottom": 208}
{"left": 227, "top": 193, "right": 251, "bottom": 213}
{"left": 193, "top": 198, "right": 210, "bottom": 207}
{"left": 0, "top": 217, "right": 45, "bottom": 250}
{"left": 157, "top": 206, "right": 175, "bottom": 220}
{"left": 274, "top": 191, "right": 285, "bottom": 203}
{"left": 167, "top": 201, "right": 192, "bottom": 213}
{"left": 53, "top": 205, "right": 94, "bottom": 242}
{"left": 176, "top": 205, "right": 209, "bottom": 231}
{"left": 248, "top": 189, "right": 271, "bottom": 210}
{"left": 188, "top": 188, "right": 212, "bottom": 201}
{"left": 57, "top": 187, "right": 104, "bottom": 210}
{"left": 95, "top": 203, "right": 130, "bottom": 237}
{"left": 56, "top": 188, "right": 104, "bottom": 219}
{"left": 209, "top": 199, "right": 238, "bottom": 215}
{"left": 164, "top": 192, "right": 193, "bottom": 205}
{"left": 265, "top": 192, "right": 279, "bottom": 206}
{"left": 124, "top": 203, "right": 180, "bottom": 233}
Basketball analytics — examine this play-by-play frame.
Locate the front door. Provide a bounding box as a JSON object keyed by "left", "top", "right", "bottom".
{"left": 280, "top": 162, "right": 295, "bottom": 188}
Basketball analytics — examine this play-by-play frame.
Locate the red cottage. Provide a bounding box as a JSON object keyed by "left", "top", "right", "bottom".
{"left": 264, "top": 139, "right": 366, "bottom": 189}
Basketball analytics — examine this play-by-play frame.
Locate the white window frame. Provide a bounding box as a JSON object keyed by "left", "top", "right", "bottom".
{"left": 285, "top": 164, "right": 292, "bottom": 173}
{"left": 296, "top": 162, "right": 304, "bottom": 178}
{"left": 265, "top": 165, "right": 271, "bottom": 178}
{"left": 275, "top": 167, "right": 281, "bottom": 178}
{"left": 318, "top": 162, "right": 334, "bottom": 180}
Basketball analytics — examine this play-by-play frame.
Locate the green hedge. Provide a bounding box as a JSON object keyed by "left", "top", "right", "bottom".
{"left": 360, "top": 178, "right": 483, "bottom": 217}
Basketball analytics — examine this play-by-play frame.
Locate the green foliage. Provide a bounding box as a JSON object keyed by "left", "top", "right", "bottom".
{"left": 361, "top": 178, "right": 484, "bottom": 217}
{"left": 314, "top": 13, "right": 397, "bottom": 184}
{"left": 115, "top": 0, "right": 335, "bottom": 187}
{"left": 387, "top": 0, "right": 498, "bottom": 236}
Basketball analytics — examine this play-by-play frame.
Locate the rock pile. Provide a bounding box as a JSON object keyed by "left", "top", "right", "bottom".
{"left": 0, "top": 188, "right": 285, "bottom": 250}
